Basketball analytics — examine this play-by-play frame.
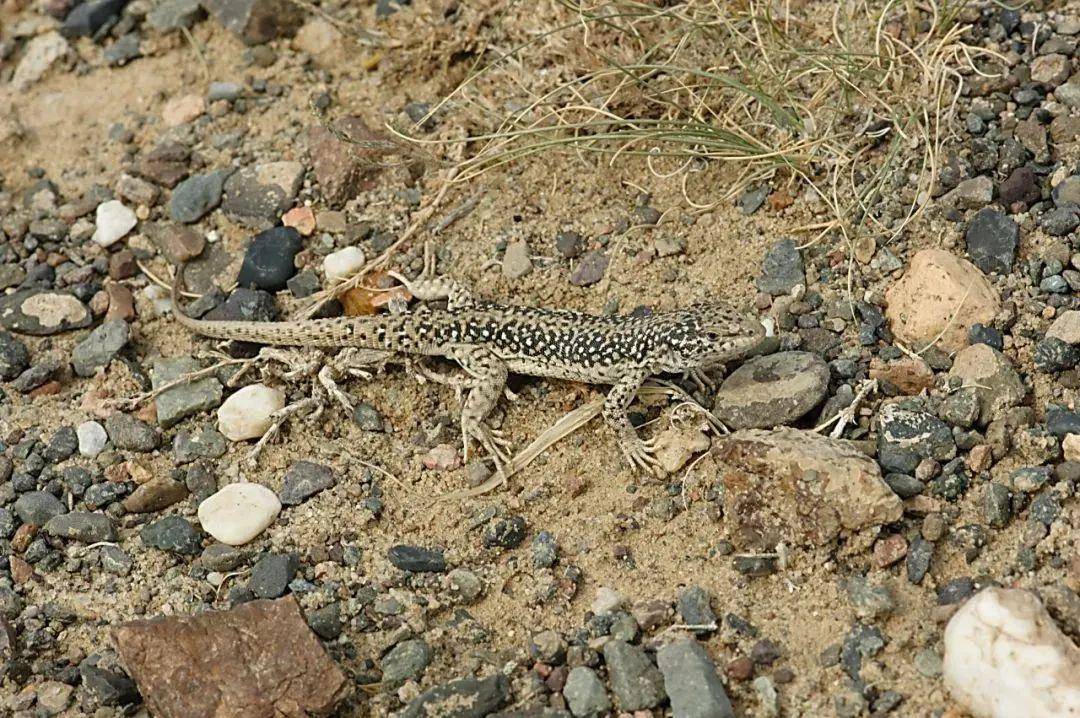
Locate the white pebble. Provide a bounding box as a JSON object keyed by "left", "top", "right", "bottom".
{"left": 323, "top": 246, "right": 365, "bottom": 283}
{"left": 217, "top": 384, "right": 285, "bottom": 441}
{"left": 943, "top": 587, "right": 1080, "bottom": 718}
{"left": 76, "top": 421, "right": 108, "bottom": 457}
{"left": 197, "top": 483, "right": 281, "bottom": 546}
{"left": 91, "top": 200, "right": 137, "bottom": 247}
{"left": 591, "top": 586, "right": 626, "bottom": 614}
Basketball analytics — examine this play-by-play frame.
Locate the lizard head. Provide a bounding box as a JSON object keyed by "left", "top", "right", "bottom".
{"left": 652, "top": 304, "right": 766, "bottom": 372}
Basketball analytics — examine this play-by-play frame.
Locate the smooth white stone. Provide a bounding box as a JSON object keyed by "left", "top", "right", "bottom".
{"left": 197, "top": 483, "right": 281, "bottom": 546}
{"left": 217, "top": 384, "right": 285, "bottom": 441}
{"left": 323, "top": 246, "right": 365, "bottom": 283}
{"left": 943, "top": 587, "right": 1080, "bottom": 718}
{"left": 91, "top": 200, "right": 137, "bottom": 247}
{"left": 76, "top": 421, "right": 108, "bottom": 457}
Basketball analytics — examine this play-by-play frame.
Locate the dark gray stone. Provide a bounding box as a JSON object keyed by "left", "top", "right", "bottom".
{"left": 72, "top": 320, "right": 130, "bottom": 377}
{"left": 381, "top": 638, "right": 432, "bottom": 691}
{"left": 483, "top": 515, "right": 527, "bottom": 549}
{"left": 152, "top": 357, "right": 223, "bottom": 429}
{"left": 602, "top": 640, "right": 666, "bottom": 711}
{"left": 278, "top": 460, "right": 335, "bottom": 505}
{"left": 387, "top": 544, "right": 446, "bottom": 572}
{"left": 44, "top": 425, "right": 78, "bottom": 462}
{"left": 44, "top": 512, "right": 117, "bottom": 542}
{"left": 656, "top": 639, "right": 735, "bottom": 718}
{"left": 877, "top": 408, "right": 956, "bottom": 474}
{"left": 0, "top": 331, "right": 30, "bottom": 380}
{"left": 713, "top": 351, "right": 828, "bottom": 429}
{"left": 13, "top": 491, "right": 66, "bottom": 525}
{"left": 563, "top": 667, "right": 610, "bottom": 717}
{"left": 61, "top": 0, "right": 127, "bottom": 38}
{"left": 140, "top": 515, "right": 202, "bottom": 554}
{"left": 965, "top": 208, "right": 1018, "bottom": 273}
{"left": 569, "top": 250, "right": 608, "bottom": 287}
{"left": 399, "top": 674, "right": 511, "bottom": 718}
{"left": 249, "top": 552, "right": 298, "bottom": 598}
{"left": 169, "top": 171, "right": 227, "bottom": 223}
{"left": 104, "top": 413, "right": 159, "bottom": 452}
{"left": 677, "top": 586, "right": 716, "bottom": 632}
{"left": 0, "top": 289, "right": 92, "bottom": 335}
{"left": 756, "top": 238, "right": 804, "bottom": 295}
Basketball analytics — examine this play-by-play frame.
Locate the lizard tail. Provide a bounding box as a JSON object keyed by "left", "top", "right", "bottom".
{"left": 170, "top": 262, "right": 360, "bottom": 347}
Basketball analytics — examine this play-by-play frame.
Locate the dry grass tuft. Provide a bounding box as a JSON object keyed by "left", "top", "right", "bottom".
{"left": 392, "top": 0, "right": 1005, "bottom": 258}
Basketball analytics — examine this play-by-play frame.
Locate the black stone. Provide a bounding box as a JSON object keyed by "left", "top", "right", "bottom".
{"left": 387, "top": 544, "right": 446, "bottom": 572}
{"left": 483, "top": 515, "right": 527, "bottom": 549}
{"left": 250, "top": 552, "right": 299, "bottom": 599}
{"left": 1034, "top": 337, "right": 1080, "bottom": 373}
{"left": 965, "top": 208, "right": 1018, "bottom": 274}
{"left": 937, "top": 577, "right": 975, "bottom": 604}
{"left": 0, "top": 331, "right": 30, "bottom": 380}
{"left": 140, "top": 515, "right": 202, "bottom": 555}
{"left": 61, "top": 0, "right": 128, "bottom": 38}
{"left": 278, "top": 460, "right": 334, "bottom": 505}
{"left": 968, "top": 323, "right": 1004, "bottom": 351}
{"left": 235, "top": 227, "right": 303, "bottom": 291}
{"left": 906, "top": 538, "right": 933, "bottom": 584}
{"left": 204, "top": 287, "right": 277, "bottom": 322}
{"left": 1047, "top": 406, "right": 1080, "bottom": 437}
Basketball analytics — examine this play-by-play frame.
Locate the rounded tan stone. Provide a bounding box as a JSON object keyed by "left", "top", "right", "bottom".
{"left": 885, "top": 249, "right": 1001, "bottom": 353}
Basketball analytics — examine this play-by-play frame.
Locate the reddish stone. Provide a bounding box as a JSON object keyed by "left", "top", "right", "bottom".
{"left": 307, "top": 116, "right": 392, "bottom": 207}
{"left": 30, "top": 381, "right": 61, "bottom": 398}
{"left": 10, "top": 556, "right": 33, "bottom": 584}
{"left": 872, "top": 534, "right": 908, "bottom": 568}
{"left": 725, "top": 656, "right": 753, "bottom": 681}
{"left": 105, "top": 283, "right": 136, "bottom": 322}
{"left": 11, "top": 523, "right": 37, "bottom": 553}
{"left": 109, "top": 250, "right": 137, "bottom": 280}
{"left": 282, "top": 206, "right": 316, "bottom": 236}
{"left": 150, "top": 223, "right": 206, "bottom": 263}
{"left": 113, "top": 597, "right": 351, "bottom": 718}
{"left": 967, "top": 444, "right": 994, "bottom": 473}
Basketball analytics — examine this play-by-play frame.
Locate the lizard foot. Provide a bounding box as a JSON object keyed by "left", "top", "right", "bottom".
{"left": 616, "top": 435, "right": 664, "bottom": 477}
{"left": 463, "top": 423, "right": 513, "bottom": 476}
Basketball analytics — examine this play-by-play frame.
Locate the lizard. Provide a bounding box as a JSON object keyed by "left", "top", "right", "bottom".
{"left": 171, "top": 246, "right": 766, "bottom": 476}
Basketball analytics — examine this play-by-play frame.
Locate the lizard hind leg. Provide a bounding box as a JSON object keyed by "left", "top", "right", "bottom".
{"left": 450, "top": 347, "right": 512, "bottom": 475}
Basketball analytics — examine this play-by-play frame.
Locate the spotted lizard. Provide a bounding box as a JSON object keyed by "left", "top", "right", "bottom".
{"left": 171, "top": 248, "right": 766, "bottom": 475}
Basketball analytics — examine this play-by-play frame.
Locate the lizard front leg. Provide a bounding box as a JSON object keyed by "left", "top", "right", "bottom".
{"left": 389, "top": 242, "right": 474, "bottom": 310}
{"left": 604, "top": 369, "right": 663, "bottom": 476}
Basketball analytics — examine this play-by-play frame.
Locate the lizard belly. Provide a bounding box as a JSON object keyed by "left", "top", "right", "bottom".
{"left": 501, "top": 355, "right": 627, "bottom": 385}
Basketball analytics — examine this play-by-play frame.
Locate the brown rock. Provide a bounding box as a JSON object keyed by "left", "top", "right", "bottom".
{"left": 202, "top": 0, "right": 303, "bottom": 44}
{"left": 714, "top": 428, "right": 903, "bottom": 548}
{"left": 967, "top": 444, "right": 994, "bottom": 473}
{"left": 113, "top": 596, "right": 351, "bottom": 718}
{"left": 872, "top": 534, "right": 908, "bottom": 568}
{"left": 108, "top": 250, "right": 137, "bottom": 280}
{"left": 869, "top": 356, "right": 935, "bottom": 395}
{"left": 122, "top": 477, "right": 189, "bottom": 513}
{"left": 1047, "top": 310, "right": 1080, "bottom": 344}
{"left": 150, "top": 223, "right": 206, "bottom": 263}
{"left": 282, "top": 205, "right": 316, "bottom": 236}
{"left": 10, "top": 555, "right": 33, "bottom": 584}
{"left": 137, "top": 142, "right": 191, "bottom": 188}
{"left": 116, "top": 174, "right": 160, "bottom": 206}
{"left": 725, "top": 656, "right": 754, "bottom": 681}
{"left": 1015, "top": 116, "right": 1048, "bottom": 158}
{"left": 105, "top": 283, "right": 136, "bottom": 322}
{"left": 1051, "top": 114, "right": 1080, "bottom": 145}
{"left": 948, "top": 343, "right": 1026, "bottom": 424}
{"left": 885, "top": 249, "right": 1001, "bottom": 354}
{"left": 1031, "top": 53, "right": 1071, "bottom": 87}
{"left": 11, "top": 522, "right": 37, "bottom": 553}
{"left": 307, "top": 116, "right": 394, "bottom": 207}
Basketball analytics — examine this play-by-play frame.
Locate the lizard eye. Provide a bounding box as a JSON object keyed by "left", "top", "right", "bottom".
{"left": 705, "top": 331, "right": 722, "bottom": 342}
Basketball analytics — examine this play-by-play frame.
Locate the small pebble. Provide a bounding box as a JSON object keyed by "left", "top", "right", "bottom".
{"left": 91, "top": 200, "right": 137, "bottom": 247}
{"left": 217, "top": 384, "right": 285, "bottom": 441}
{"left": 323, "top": 246, "right": 365, "bottom": 283}
{"left": 197, "top": 482, "right": 282, "bottom": 546}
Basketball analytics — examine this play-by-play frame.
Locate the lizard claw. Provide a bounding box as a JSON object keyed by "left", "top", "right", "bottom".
{"left": 617, "top": 436, "right": 664, "bottom": 477}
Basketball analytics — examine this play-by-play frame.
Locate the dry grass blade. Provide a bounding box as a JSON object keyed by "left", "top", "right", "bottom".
{"left": 384, "top": 0, "right": 1005, "bottom": 270}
